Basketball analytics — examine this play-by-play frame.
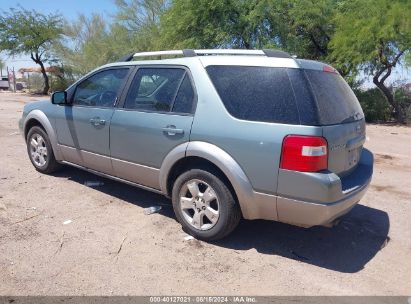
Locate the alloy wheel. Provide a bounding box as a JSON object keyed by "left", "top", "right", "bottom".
{"left": 29, "top": 133, "right": 48, "bottom": 167}
{"left": 179, "top": 179, "right": 220, "bottom": 230}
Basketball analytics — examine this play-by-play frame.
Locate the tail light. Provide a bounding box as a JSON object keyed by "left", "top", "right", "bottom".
{"left": 280, "top": 135, "right": 328, "bottom": 172}
{"left": 323, "top": 65, "right": 337, "bottom": 73}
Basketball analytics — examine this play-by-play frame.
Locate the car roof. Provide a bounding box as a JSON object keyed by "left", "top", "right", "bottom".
{"left": 99, "top": 49, "right": 333, "bottom": 72}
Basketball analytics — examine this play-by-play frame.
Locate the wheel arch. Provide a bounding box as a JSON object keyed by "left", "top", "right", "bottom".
{"left": 24, "top": 118, "right": 45, "bottom": 139}
{"left": 160, "top": 141, "right": 255, "bottom": 218}
{"left": 23, "top": 110, "right": 62, "bottom": 161}
{"left": 165, "top": 156, "right": 239, "bottom": 203}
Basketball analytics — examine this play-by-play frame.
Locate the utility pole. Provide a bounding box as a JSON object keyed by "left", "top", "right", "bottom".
{"left": 12, "top": 67, "right": 16, "bottom": 93}
{"left": 7, "top": 66, "right": 11, "bottom": 91}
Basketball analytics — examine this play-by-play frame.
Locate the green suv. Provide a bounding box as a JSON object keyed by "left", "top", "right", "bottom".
{"left": 19, "top": 49, "right": 373, "bottom": 240}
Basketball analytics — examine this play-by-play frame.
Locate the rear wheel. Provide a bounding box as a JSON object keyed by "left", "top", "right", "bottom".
{"left": 26, "top": 126, "right": 60, "bottom": 174}
{"left": 172, "top": 169, "right": 241, "bottom": 241}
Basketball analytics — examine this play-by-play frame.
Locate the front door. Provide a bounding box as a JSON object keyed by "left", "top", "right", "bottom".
{"left": 55, "top": 67, "right": 130, "bottom": 173}
{"left": 110, "top": 67, "right": 196, "bottom": 189}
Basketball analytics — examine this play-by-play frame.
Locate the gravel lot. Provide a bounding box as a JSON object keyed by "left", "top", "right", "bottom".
{"left": 0, "top": 91, "right": 410, "bottom": 296}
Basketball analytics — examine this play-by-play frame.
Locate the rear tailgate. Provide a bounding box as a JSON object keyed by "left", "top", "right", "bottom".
{"left": 322, "top": 120, "right": 366, "bottom": 175}
{"left": 303, "top": 67, "right": 366, "bottom": 176}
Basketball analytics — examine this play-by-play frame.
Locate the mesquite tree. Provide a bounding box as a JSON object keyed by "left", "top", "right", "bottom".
{"left": 0, "top": 7, "right": 63, "bottom": 94}
{"left": 330, "top": 0, "right": 411, "bottom": 123}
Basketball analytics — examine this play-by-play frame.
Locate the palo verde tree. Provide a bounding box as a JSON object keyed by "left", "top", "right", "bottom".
{"left": 330, "top": 0, "right": 411, "bottom": 123}
{"left": 56, "top": 14, "right": 115, "bottom": 76}
{"left": 159, "top": 0, "right": 286, "bottom": 49}
{"left": 56, "top": 13, "right": 140, "bottom": 76}
{"left": 114, "top": 0, "right": 169, "bottom": 51}
{"left": 0, "top": 7, "right": 63, "bottom": 94}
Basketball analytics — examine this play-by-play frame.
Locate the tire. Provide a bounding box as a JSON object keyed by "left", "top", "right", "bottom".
{"left": 172, "top": 168, "right": 241, "bottom": 241}
{"left": 26, "top": 126, "right": 61, "bottom": 174}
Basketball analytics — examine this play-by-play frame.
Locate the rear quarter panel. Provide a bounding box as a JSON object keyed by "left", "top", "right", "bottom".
{"left": 189, "top": 65, "right": 323, "bottom": 194}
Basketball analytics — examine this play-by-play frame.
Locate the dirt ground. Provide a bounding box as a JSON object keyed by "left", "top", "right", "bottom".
{"left": 0, "top": 91, "right": 410, "bottom": 296}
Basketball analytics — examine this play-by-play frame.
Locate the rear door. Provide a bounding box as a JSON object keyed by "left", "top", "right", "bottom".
{"left": 304, "top": 69, "right": 366, "bottom": 175}
{"left": 109, "top": 66, "right": 196, "bottom": 189}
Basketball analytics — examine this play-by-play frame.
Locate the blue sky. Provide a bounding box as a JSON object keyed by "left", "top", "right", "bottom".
{"left": 0, "top": 0, "right": 117, "bottom": 21}
{"left": 0, "top": 0, "right": 409, "bottom": 87}
{"left": 0, "top": 0, "right": 117, "bottom": 74}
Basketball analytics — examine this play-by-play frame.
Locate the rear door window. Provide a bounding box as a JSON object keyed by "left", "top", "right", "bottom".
{"left": 124, "top": 68, "right": 195, "bottom": 113}
{"left": 206, "top": 66, "right": 300, "bottom": 124}
{"left": 304, "top": 70, "right": 364, "bottom": 125}
{"left": 172, "top": 74, "right": 195, "bottom": 113}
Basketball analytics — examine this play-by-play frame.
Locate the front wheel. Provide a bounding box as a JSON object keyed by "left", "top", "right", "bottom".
{"left": 26, "top": 126, "right": 60, "bottom": 174}
{"left": 172, "top": 169, "right": 241, "bottom": 241}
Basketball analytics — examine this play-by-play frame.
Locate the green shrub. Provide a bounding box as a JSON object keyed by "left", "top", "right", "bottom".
{"left": 49, "top": 76, "right": 74, "bottom": 92}
{"left": 394, "top": 88, "right": 411, "bottom": 124}
{"left": 354, "top": 88, "right": 392, "bottom": 123}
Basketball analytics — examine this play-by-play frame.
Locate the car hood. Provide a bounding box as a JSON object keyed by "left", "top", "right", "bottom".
{"left": 23, "top": 100, "right": 50, "bottom": 112}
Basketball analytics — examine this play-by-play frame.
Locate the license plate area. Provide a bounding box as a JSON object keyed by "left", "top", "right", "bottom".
{"left": 347, "top": 146, "right": 361, "bottom": 169}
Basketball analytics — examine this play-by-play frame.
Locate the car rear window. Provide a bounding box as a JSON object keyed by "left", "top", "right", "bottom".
{"left": 304, "top": 70, "right": 364, "bottom": 125}
{"left": 206, "top": 66, "right": 300, "bottom": 124}
{"left": 206, "top": 65, "right": 364, "bottom": 126}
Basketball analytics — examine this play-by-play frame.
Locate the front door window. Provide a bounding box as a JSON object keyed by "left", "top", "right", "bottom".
{"left": 73, "top": 68, "right": 129, "bottom": 108}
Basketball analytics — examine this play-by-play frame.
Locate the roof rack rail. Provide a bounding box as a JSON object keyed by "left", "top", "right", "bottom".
{"left": 262, "top": 49, "right": 292, "bottom": 58}
{"left": 117, "top": 52, "right": 135, "bottom": 62}
{"left": 120, "top": 49, "right": 292, "bottom": 61}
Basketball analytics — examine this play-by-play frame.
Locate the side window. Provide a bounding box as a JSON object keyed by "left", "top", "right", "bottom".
{"left": 172, "top": 74, "right": 195, "bottom": 113}
{"left": 73, "top": 68, "right": 129, "bottom": 107}
{"left": 124, "top": 68, "right": 192, "bottom": 113}
{"left": 206, "top": 66, "right": 299, "bottom": 124}
{"left": 138, "top": 74, "right": 167, "bottom": 97}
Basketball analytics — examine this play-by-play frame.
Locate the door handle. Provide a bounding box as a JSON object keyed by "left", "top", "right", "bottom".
{"left": 90, "top": 117, "right": 106, "bottom": 126}
{"left": 162, "top": 125, "right": 184, "bottom": 136}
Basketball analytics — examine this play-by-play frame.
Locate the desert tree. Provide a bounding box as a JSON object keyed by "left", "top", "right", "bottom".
{"left": 330, "top": 0, "right": 411, "bottom": 123}
{"left": 0, "top": 7, "right": 63, "bottom": 94}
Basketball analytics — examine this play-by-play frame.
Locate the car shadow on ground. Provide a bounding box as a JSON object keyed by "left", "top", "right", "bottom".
{"left": 53, "top": 166, "right": 390, "bottom": 274}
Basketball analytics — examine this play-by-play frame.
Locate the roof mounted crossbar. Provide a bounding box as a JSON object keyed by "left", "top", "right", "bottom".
{"left": 118, "top": 49, "right": 292, "bottom": 61}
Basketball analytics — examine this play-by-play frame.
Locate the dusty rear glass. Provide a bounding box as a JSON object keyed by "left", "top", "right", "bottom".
{"left": 206, "top": 65, "right": 364, "bottom": 126}
{"left": 304, "top": 70, "right": 364, "bottom": 125}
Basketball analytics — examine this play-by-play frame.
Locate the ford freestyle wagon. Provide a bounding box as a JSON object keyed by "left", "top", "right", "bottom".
{"left": 19, "top": 49, "right": 373, "bottom": 240}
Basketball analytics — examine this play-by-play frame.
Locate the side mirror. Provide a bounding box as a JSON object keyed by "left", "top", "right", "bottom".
{"left": 51, "top": 91, "right": 67, "bottom": 105}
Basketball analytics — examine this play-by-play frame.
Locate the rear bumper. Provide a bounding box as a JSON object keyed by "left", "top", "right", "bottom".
{"left": 276, "top": 148, "right": 373, "bottom": 227}
{"left": 276, "top": 179, "right": 370, "bottom": 227}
